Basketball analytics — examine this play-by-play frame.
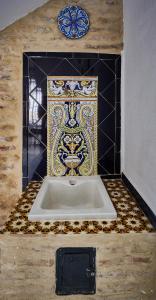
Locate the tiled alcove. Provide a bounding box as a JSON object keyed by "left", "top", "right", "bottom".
{"left": 23, "top": 52, "right": 121, "bottom": 189}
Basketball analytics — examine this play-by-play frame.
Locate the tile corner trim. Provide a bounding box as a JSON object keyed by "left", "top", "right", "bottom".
{"left": 122, "top": 173, "right": 156, "bottom": 229}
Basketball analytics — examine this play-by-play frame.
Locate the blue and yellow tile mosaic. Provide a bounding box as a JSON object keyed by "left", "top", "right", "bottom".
{"left": 47, "top": 76, "right": 97, "bottom": 176}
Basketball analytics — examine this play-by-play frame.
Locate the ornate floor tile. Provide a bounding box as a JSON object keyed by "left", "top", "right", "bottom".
{"left": 0, "top": 179, "right": 155, "bottom": 234}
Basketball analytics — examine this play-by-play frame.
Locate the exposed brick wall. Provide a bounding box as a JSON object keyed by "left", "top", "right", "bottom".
{"left": 0, "top": 0, "right": 123, "bottom": 226}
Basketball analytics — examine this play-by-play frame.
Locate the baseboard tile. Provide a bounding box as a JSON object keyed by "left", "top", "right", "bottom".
{"left": 101, "top": 174, "right": 121, "bottom": 179}
{"left": 122, "top": 173, "right": 156, "bottom": 229}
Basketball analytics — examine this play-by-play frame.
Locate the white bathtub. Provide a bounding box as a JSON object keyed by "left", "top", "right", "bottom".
{"left": 28, "top": 176, "right": 117, "bottom": 221}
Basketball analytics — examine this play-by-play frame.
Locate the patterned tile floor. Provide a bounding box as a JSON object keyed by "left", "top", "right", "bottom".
{"left": 0, "top": 179, "right": 155, "bottom": 234}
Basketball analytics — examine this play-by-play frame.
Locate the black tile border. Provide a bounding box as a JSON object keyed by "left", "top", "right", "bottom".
{"left": 101, "top": 174, "right": 121, "bottom": 179}
{"left": 122, "top": 173, "right": 156, "bottom": 228}
{"left": 24, "top": 52, "right": 121, "bottom": 60}
{"left": 23, "top": 52, "right": 121, "bottom": 188}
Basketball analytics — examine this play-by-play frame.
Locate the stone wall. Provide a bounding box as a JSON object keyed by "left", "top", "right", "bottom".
{"left": 0, "top": 233, "right": 156, "bottom": 299}
{"left": 0, "top": 0, "right": 123, "bottom": 226}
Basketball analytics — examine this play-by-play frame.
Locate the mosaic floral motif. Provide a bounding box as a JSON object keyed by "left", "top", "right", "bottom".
{"left": 1, "top": 179, "right": 155, "bottom": 235}
{"left": 48, "top": 79, "right": 97, "bottom": 98}
{"left": 47, "top": 77, "right": 97, "bottom": 176}
{"left": 57, "top": 6, "right": 89, "bottom": 39}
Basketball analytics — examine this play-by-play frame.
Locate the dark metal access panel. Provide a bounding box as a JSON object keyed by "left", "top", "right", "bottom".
{"left": 56, "top": 247, "right": 96, "bottom": 295}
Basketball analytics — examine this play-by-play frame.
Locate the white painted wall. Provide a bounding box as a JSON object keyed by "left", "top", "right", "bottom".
{"left": 0, "top": 0, "right": 48, "bottom": 31}
{"left": 122, "top": 0, "right": 156, "bottom": 214}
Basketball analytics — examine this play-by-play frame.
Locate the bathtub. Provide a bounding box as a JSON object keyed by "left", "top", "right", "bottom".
{"left": 28, "top": 176, "right": 117, "bottom": 221}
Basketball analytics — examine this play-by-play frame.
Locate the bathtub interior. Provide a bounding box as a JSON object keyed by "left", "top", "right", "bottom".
{"left": 28, "top": 176, "right": 117, "bottom": 221}
{"left": 41, "top": 180, "right": 104, "bottom": 210}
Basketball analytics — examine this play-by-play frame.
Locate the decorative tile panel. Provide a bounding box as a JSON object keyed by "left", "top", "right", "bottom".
{"left": 47, "top": 76, "right": 98, "bottom": 176}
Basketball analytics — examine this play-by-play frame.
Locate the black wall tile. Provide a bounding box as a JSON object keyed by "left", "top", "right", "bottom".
{"left": 23, "top": 53, "right": 29, "bottom": 76}
{"left": 115, "top": 56, "right": 121, "bottom": 79}
{"left": 100, "top": 80, "right": 116, "bottom": 107}
{"left": 22, "top": 178, "right": 28, "bottom": 190}
{"left": 23, "top": 101, "right": 27, "bottom": 127}
{"left": 98, "top": 146, "right": 115, "bottom": 175}
{"left": 115, "top": 127, "right": 121, "bottom": 153}
{"left": 116, "top": 102, "right": 121, "bottom": 128}
{"left": 23, "top": 52, "right": 121, "bottom": 188}
{"left": 23, "top": 126, "right": 28, "bottom": 178}
{"left": 116, "top": 78, "right": 121, "bottom": 102}
{"left": 73, "top": 52, "right": 98, "bottom": 59}
{"left": 46, "top": 52, "right": 73, "bottom": 58}
{"left": 115, "top": 152, "right": 121, "bottom": 174}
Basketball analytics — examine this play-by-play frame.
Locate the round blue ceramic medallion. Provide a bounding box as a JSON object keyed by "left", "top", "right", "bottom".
{"left": 57, "top": 6, "right": 89, "bottom": 39}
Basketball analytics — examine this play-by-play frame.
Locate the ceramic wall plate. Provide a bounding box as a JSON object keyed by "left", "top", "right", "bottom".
{"left": 57, "top": 6, "right": 89, "bottom": 39}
